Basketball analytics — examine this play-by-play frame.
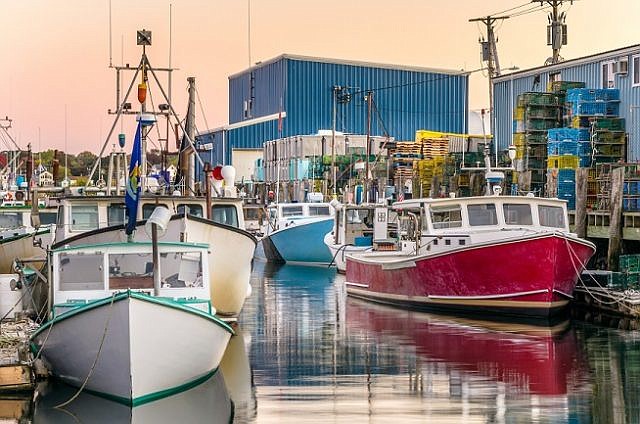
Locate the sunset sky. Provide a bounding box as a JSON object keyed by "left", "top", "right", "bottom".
{"left": 1, "top": 0, "right": 639, "bottom": 154}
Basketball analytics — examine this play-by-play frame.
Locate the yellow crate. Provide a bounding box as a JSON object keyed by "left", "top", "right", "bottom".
{"left": 547, "top": 155, "right": 579, "bottom": 169}
{"left": 513, "top": 106, "right": 525, "bottom": 120}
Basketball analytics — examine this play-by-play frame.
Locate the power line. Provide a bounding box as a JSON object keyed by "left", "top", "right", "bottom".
{"left": 488, "top": 1, "right": 533, "bottom": 17}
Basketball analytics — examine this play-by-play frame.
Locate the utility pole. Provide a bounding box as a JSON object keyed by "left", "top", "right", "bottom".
{"left": 331, "top": 86, "right": 339, "bottom": 199}
{"left": 364, "top": 91, "right": 373, "bottom": 203}
{"left": 534, "top": 1, "right": 572, "bottom": 65}
{"left": 469, "top": 15, "right": 508, "bottom": 136}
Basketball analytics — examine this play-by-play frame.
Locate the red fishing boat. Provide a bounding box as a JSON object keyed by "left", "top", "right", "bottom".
{"left": 345, "top": 196, "right": 595, "bottom": 318}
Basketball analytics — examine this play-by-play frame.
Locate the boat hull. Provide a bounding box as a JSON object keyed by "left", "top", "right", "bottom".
{"left": 346, "top": 233, "right": 595, "bottom": 318}
{"left": 0, "top": 228, "right": 50, "bottom": 273}
{"left": 52, "top": 216, "right": 256, "bottom": 317}
{"left": 263, "top": 218, "right": 334, "bottom": 265}
{"left": 31, "top": 292, "right": 233, "bottom": 405}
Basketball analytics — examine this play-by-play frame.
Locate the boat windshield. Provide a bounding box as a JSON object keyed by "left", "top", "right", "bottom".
{"left": 309, "top": 206, "right": 330, "bottom": 216}
{"left": 70, "top": 205, "right": 99, "bottom": 231}
{"left": 0, "top": 213, "right": 21, "bottom": 229}
{"left": 431, "top": 205, "right": 462, "bottom": 229}
{"left": 503, "top": 204, "right": 533, "bottom": 225}
{"left": 211, "top": 205, "right": 239, "bottom": 228}
{"left": 108, "top": 251, "right": 203, "bottom": 289}
{"left": 59, "top": 253, "right": 104, "bottom": 291}
{"left": 467, "top": 204, "right": 498, "bottom": 226}
{"left": 538, "top": 205, "right": 565, "bottom": 228}
{"left": 282, "top": 206, "right": 303, "bottom": 217}
{"left": 177, "top": 204, "right": 204, "bottom": 217}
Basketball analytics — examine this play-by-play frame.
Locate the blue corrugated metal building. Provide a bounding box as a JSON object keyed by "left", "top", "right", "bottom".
{"left": 197, "top": 54, "right": 469, "bottom": 167}
{"left": 493, "top": 45, "right": 640, "bottom": 160}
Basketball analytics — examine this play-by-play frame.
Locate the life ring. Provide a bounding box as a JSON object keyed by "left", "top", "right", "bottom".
{"left": 14, "top": 191, "right": 24, "bottom": 201}
{"left": 4, "top": 192, "right": 13, "bottom": 201}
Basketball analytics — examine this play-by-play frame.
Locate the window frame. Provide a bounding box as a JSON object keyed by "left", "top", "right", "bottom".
{"left": 70, "top": 204, "right": 99, "bottom": 232}
{"left": 602, "top": 60, "right": 616, "bottom": 89}
{"left": 503, "top": 203, "right": 533, "bottom": 226}
{"left": 467, "top": 203, "right": 498, "bottom": 227}
{"left": 633, "top": 54, "right": 640, "bottom": 87}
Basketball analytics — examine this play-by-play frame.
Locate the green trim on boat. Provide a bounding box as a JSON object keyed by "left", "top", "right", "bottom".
{"left": 0, "top": 227, "right": 50, "bottom": 244}
{"left": 52, "top": 241, "right": 209, "bottom": 253}
{"left": 31, "top": 290, "right": 234, "bottom": 342}
{"left": 80, "top": 367, "right": 220, "bottom": 407}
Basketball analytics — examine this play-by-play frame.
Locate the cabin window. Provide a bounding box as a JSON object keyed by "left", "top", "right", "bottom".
{"left": 39, "top": 212, "right": 58, "bottom": 225}
{"left": 59, "top": 253, "right": 104, "bottom": 291}
{"left": 108, "top": 253, "right": 154, "bottom": 290}
{"left": 431, "top": 205, "right": 462, "bottom": 229}
{"left": 309, "top": 206, "right": 330, "bottom": 216}
{"left": 160, "top": 252, "right": 203, "bottom": 288}
{"left": 0, "top": 213, "right": 21, "bottom": 229}
{"left": 503, "top": 204, "right": 533, "bottom": 225}
{"left": 57, "top": 206, "right": 65, "bottom": 227}
{"left": 467, "top": 204, "right": 498, "bottom": 226}
{"left": 244, "top": 207, "right": 262, "bottom": 220}
{"left": 211, "top": 205, "right": 239, "bottom": 228}
{"left": 108, "top": 203, "right": 126, "bottom": 226}
{"left": 282, "top": 206, "right": 303, "bottom": 217}
{"left": 142, "top": 204, "right": 169, "bottom": 220}
{"left": 538, "top": 205, "right": 565, "bottom": 228}
{"left": 177, "top": 204, "right": 204, "bottom": 217}
{"left": 70, "top": 205, "right": 99, "bottom": 231}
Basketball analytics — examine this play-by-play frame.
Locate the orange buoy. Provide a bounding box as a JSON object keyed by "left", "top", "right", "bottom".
{"left": 137, "top": 82, "right": 147, "bottom": 104}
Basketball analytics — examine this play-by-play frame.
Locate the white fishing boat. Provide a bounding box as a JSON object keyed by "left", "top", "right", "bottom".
{"left": 30, "top": 239, "right": 234, "bottom": 406}
{"left": 51, "top": 194, "right": 255, "bottom": 317}
{"left": 324, "top": 201, "right": 397, "bottom": 273}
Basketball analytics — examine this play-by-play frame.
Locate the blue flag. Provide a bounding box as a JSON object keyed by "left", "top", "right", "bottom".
{"left": 125, "top": 121, "right": 142, "bottom": 235}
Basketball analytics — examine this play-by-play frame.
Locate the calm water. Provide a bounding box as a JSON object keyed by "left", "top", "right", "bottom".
{"left": 21, "top": 260, "right": 640, "bottom": 423}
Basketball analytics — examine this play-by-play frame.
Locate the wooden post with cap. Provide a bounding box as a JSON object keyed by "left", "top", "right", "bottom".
{"left": 204, "top": 162, "right": 212, "bottom": 220}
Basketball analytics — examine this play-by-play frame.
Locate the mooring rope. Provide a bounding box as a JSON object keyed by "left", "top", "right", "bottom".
{"left": 563, "top": 236, "right": 635, "bottom": 306}
{"left": 54, "top": 292, "right": 117, "bottom": 409}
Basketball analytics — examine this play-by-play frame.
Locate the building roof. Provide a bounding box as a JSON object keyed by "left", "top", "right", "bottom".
{"left": 228, "top": 53, "right": 468, "bottom": 79}
{"left": 494, "top": 44, "right": 640, "bottom": 83}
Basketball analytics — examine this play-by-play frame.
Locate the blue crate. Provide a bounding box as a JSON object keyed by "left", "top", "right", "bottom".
{"left": 623, "top": 198, "right": 638, "bottom": 211}
{"left": 567, "top": 88, "right": 621, "bottom": 102}
{"left": 547, "top": 128, "right": 590, "bottom": 142}
{"left": 579, "top": 155, "right": 592, "bottom": 167}
{"left": 571, "top": 101, "right": 620, "bottom": 116}
{"left": 557, "top": 169, "right": 576, "bottom": 182}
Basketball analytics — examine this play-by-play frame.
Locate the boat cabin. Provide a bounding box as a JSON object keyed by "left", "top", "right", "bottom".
{"left": 51, "top": 242, "right": 211, "bottom": 317}
{"left": 52, "top": 195, "right": 245, "bottom": 243}
{"left": 392, "top": 196, "right": 570, "bottom": 254}
{"left": 332, "top": 204, "right": 398, "bottom": 249}
{"left": 0, "top": 205, "right": 58, "bottom": 230}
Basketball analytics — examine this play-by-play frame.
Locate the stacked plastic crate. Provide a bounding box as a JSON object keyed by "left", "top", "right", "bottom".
{"left": 412, "top": 136, "right": 450, "bottom": 197}
{"left": 512, "top": 92, "right": 563, "bottom": 193}
{"left": 566, "top": 88, "right": 625, "bottom": 210}
{"left": 546, "top": 128, "right": 592, "bottom": 209}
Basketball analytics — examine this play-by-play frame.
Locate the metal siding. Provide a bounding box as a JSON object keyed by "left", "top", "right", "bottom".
{"left": 226, "top": 120, "right": 280, "bottom": 164}
{"left": 493, "top": 49, "right": 640, "bottom": 160}
{"left": 229, "top": 59, "right": 287, "bottom": 124}
{"left": 285, "top": 58, "right": 467, "bottom": 141}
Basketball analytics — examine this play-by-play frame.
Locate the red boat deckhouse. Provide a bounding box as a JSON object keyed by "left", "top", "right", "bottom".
{"left": 345, "top": 195, "right": 596, "bottom": 318}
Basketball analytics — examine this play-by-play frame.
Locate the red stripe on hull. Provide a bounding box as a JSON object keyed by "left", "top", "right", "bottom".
{"left": 346, "top": 234, "right": 594, "bottom": 317}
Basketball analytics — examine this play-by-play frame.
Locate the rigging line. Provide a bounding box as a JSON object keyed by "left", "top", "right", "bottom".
{"left": 194, "top": 87, "right": 210, "bottom": 131}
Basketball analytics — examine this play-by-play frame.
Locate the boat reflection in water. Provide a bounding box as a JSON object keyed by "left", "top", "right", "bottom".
{"left": 346, "top": 298, "right": 591, "bottom": 420}
{"left": 220, "top": 326, "right": 257, "bottom": 422}
{"left": 34, "top": 362, "right": 234, "bottom": 424}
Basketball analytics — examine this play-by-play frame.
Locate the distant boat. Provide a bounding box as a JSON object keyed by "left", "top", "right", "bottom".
{"left": 345, "top": 195, "right": 595, "bottom": 318}
{"left": 31, "top": 241, "right": 234, "bottom": 406}
{"left": 261, "top": 201, "right": 334, "bottom": 265}
{"left": 324, "top": 202, "right": 397, "bottom": 273}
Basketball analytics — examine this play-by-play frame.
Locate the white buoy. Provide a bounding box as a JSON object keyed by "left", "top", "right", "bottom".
{"left": 0, "top": 274, "right": 22, "bottom": 319}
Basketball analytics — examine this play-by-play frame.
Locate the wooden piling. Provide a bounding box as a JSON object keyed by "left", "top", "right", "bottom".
{"left": 518, "top": 171, "right": 532, "bottom": 193}
{"left": 608, "top": 167, "right": 624, "bottom": 271}
{"left": 546, "top": 170, "right": 558, "bottom": 198}
{"left": 575, "top": 168, "right": 589, "bottom": 239}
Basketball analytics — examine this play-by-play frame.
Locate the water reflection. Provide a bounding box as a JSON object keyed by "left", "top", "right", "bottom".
{"left": 33, "top": 370, "right": 232, "bottom": 423}
{"left": 14, "top": 261, "right": 640, "bottom": 422}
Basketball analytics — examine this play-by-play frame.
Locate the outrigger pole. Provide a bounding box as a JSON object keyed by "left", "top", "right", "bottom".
{"left": 87, "top": 30, "right": 203, "bottom": 188}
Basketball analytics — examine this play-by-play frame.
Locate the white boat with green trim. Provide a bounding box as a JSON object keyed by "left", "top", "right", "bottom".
{"left": 30, "top": 241, "right": 234, "bottom": 406}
